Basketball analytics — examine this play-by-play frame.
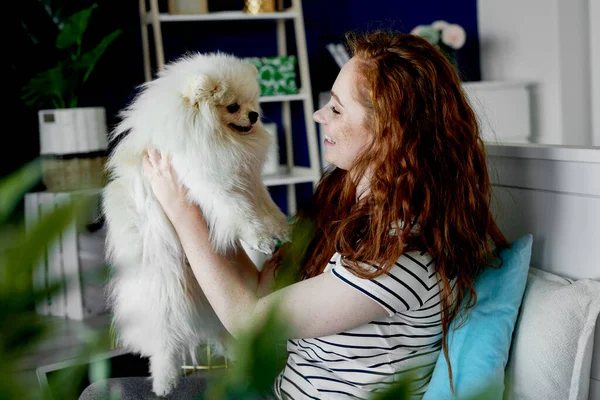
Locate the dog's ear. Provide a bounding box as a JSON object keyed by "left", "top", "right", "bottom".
{"left": 246, "top": 63, "right": 258, "bottom": 76}
{"left": 182, "top": 73, "right": 228, "bottom": 105}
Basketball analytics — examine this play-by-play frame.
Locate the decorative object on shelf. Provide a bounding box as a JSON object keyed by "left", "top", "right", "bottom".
{"left": 246, "top": 56, "right": 298, "bottom": 96}
{"left": 243, "top": 0, "right": 276, "bottom": 14}
{"left": 410, "top": 20, "right": 466, "bottom": 69}
{"left": 168, "top": 0, "right": 209, "bottom": 14}
{"left": 262, "top": 122, "right": 280, "bottom": 175}
{"left": 20, "top": 3, "right": 121, "bottom": 192}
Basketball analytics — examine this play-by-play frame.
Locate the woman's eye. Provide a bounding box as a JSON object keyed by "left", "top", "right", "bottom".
{"left": 227, "top": 104, "right": 240, "bottom": 113}
{"left": 330, "top": 106, "right": 340, "bottom": 115}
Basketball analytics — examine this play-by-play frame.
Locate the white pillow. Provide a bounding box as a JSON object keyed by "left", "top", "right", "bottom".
{"left": 504, "top": 267, "right": 600, "bottom": 400}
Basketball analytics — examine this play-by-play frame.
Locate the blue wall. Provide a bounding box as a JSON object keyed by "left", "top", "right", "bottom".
{"left": 159, "top": 0, "right": 480, "bottom": 99}
{"left": 6, "top": 0, "right": 479, "bottom": 209}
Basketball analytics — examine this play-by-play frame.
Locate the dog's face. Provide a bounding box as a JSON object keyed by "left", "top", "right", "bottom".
{"left": 182, "top": 60, "right": 262, "bottom": 136}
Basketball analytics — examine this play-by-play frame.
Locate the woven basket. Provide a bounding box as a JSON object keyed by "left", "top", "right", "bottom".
{"left": 41, "top": 155, "right": 107, "bottom": 192}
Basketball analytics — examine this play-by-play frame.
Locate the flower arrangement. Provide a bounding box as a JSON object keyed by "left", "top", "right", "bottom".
{"left": 410, "top": 20, "right": 466, "bottom": 67}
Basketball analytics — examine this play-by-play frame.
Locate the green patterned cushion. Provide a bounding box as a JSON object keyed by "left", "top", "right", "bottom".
{"left": 245, "top": 56, "right": 298, "bottom": 96}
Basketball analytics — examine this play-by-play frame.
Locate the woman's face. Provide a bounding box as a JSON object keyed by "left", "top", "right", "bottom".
{"left": 313, "top": 57, "right": 373, "bottom": 171}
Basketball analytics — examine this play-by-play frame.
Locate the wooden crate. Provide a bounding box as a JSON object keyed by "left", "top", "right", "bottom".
{"left": 24, "top": 190, "right": 107, "bottom": 320}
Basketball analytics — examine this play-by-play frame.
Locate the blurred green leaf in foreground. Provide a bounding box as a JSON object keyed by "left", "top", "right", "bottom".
{"left": 0, "top": 160, "right": 113, "bottom": 400}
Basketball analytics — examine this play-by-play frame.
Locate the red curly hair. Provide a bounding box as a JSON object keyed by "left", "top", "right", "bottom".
{"left": 266, "top": 30, "right": 508, "bottom": 391}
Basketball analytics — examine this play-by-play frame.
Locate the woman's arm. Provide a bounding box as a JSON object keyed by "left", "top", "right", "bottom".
{"left": 143, "top": 149, "right": 387, "bottom": 339}
{"left": 226, "top": 243, "right": 260, "bottom": 294}
{"left": 229, "top": 243, "right": 279, "bottom": 297}
{"left": 171, "top": 205, "right": 387, "bottom": 338}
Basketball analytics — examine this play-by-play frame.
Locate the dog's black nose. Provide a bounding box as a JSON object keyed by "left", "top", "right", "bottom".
{"left": 248, "top": 111, "right": 259, "bottom": 124}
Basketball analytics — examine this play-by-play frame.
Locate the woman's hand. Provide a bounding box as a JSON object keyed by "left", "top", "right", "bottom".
{"left": 142, "top": 148, "right": 194, "bottom": 223}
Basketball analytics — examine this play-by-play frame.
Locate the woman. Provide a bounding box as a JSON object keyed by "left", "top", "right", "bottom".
{"left": 81, "top": 30, "right": 507, "bottom": 399}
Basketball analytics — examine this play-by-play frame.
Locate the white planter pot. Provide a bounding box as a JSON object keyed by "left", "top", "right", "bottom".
{"left": 38, "top": 107, "right": 109, "bottom": 156}
{"left": 37, "top": 107, "right": 109, "bottom": 191}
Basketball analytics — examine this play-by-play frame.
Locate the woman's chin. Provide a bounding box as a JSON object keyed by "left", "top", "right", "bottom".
{"left": 324, "top": 156, "right": 342, "bottom": 170}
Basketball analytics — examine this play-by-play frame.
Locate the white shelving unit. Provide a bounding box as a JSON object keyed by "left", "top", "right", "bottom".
{"left": 138, "top": 0, "right": 321, "bottom": 215}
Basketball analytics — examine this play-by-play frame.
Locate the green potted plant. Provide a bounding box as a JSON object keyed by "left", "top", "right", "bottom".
{"left": 21, "top": 3, "right": 121, "bottom": 192}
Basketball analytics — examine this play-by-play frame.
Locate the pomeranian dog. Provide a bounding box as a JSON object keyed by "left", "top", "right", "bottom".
{"left": 102, "top": 52, "right": 290, "bottom": 396}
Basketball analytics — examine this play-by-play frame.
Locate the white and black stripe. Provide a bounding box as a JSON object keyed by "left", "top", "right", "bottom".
{"left": 274, "top": 251, "right": 449, "bottom": 399}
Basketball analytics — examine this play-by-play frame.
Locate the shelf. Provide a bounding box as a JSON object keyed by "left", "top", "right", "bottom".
{"left": 259, "top": 92, "right": 309, "bottom": 103}
{"left": 151, "top": 10, "right": 299, "bottom": 23}
{"left": 262, "top": 166, "right": 320, "bottom": 186}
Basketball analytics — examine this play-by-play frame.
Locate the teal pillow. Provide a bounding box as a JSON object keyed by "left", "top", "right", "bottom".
{"left": 422, "top": 234, "right": 533, "bottom": 400}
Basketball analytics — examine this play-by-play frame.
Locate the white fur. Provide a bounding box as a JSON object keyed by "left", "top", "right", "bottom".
{"left": 102, "top": 52, "right": 289, "bottom": 396}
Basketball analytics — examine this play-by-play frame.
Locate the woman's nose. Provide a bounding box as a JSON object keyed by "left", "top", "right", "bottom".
{"left": 313, "top": 108, "right": 325, "bottom": 124}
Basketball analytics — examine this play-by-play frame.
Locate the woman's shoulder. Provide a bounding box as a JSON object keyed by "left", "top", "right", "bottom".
{"left": 328, "top": 250, "right": 436, "bottom": 283}
{"left": 396, "top": 250, "right": 435, "bottom": 275}
{"left": 393, "top": 250, "right": 438, "bottom": 286}
{"left": 328, "top": 250, "right": 439, "bottom": 315}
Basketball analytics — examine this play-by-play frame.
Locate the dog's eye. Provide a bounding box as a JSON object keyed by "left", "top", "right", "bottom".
{"left": 226, "top": 103, "right": 240, "bottom": 113}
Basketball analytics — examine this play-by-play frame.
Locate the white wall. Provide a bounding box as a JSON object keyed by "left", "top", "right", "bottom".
{"left": 591, "top": 0, "right": 600, "bottom": 146}
{"left": 557, "top": 0, "right": 591, "bottom": 146}
{"left": 477, "top": 0, "right": 593, "bottom": 146}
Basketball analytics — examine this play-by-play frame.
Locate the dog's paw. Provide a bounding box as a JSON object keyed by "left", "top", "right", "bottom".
{"left": 273, "top": 223, "right": 291, "bottom": 243}
{"left": 246, "top": 235, "right": 276, "bottom": 255}
{"left": 152, "top": 376, "right": 177, "bottom": 397}
{"left": 263, "top": 213, "right": 291, "bottom": 243}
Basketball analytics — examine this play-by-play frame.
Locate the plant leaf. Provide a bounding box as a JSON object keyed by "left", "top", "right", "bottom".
{"left": 0, "top": 160, "right": 110, "bottom": 400}
{"left": 74, "top": 29, "right": 122, "bottom": 83}
{"left": 0, "top": 204, "right": 73, "bottom": 295}
{"left": 21, "top": 64, "right": 68, "bottom": 108}
{"left": 0, "top": 160, "right": 41, "bottom": 223}
{"left": 205, "top": 306, "right": 290, "bottom": 399}
{"left": 56, "top": 4, "right": 98, "bottom": 50}
{"left": 369, "top": 376, "right": 412, "bottom": 400}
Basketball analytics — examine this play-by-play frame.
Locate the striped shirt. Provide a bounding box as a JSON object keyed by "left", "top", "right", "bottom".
{"left": 273, "top": 251, "right": 445, "bottom": 400}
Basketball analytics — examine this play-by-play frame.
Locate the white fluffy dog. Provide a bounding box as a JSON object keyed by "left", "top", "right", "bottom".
{"left": 102, "top": 52, "right": 290, "bottom": 396}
